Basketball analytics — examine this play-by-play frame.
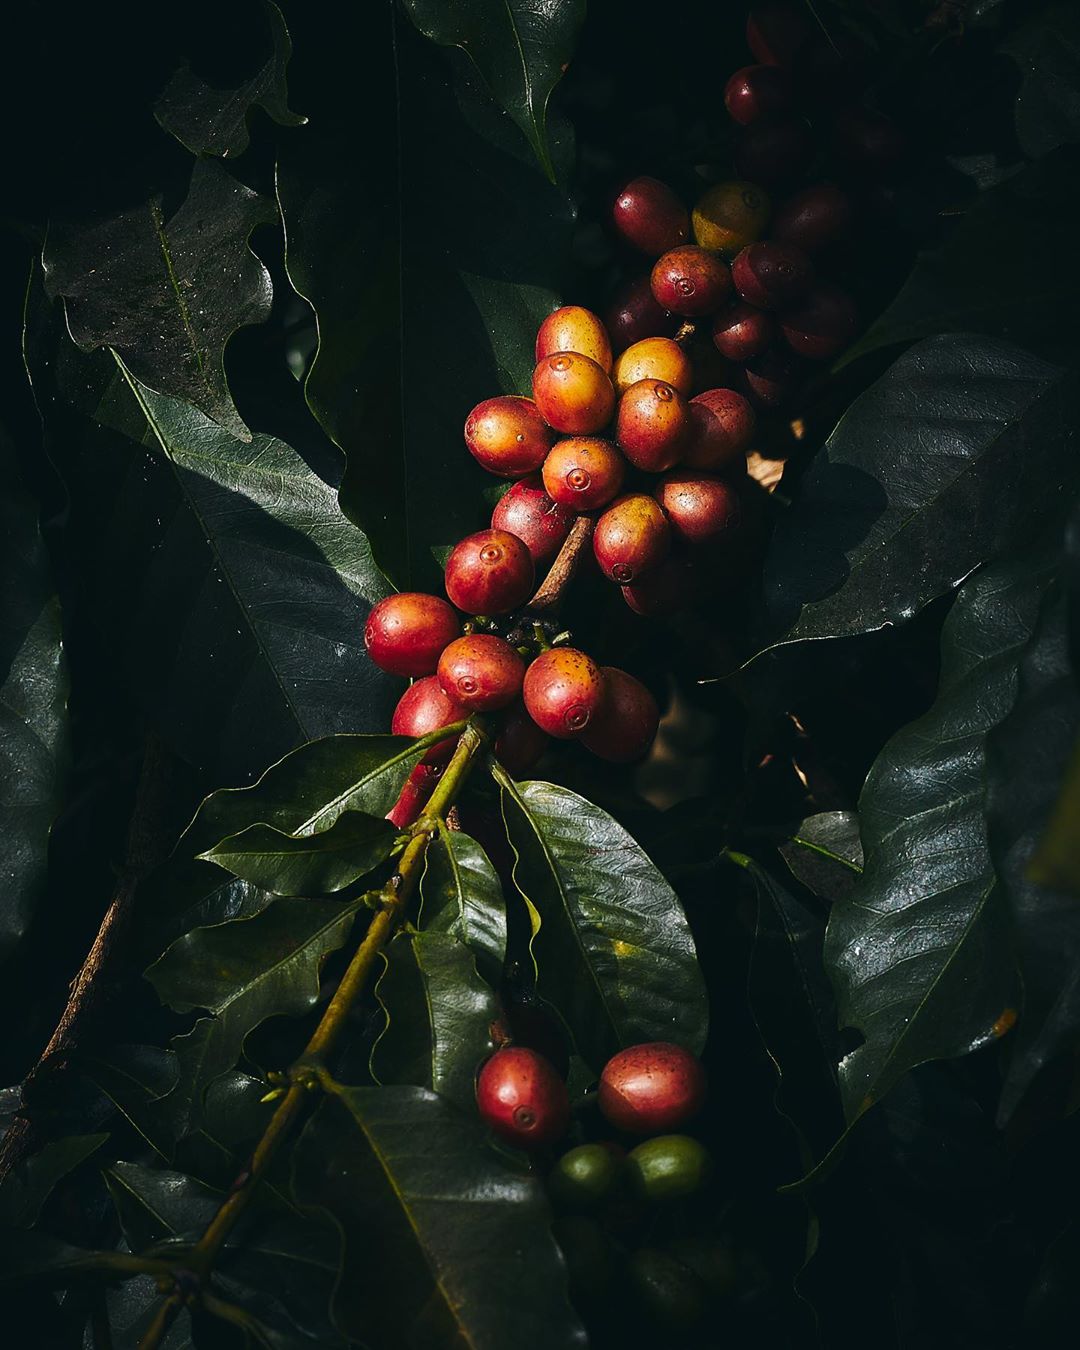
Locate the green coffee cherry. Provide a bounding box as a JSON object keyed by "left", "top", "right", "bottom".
{"left": 548, "top": 1143, "right": 623, "bottom": 1212}
{"left": 626, "top": 1134, "right": 712, "bottom": 1202}
{"left": 629, "top": 1247, "right": 709, "bottom": 1329}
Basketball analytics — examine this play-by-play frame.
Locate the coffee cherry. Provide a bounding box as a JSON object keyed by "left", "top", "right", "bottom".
{"left": 746, "top": 1, "right": 812, "bottom": 68}
{"left": 651, "top": 246, "right": 732, "bottom": 317}
{"left": 683, "top": 388, "right": 755, "bottom": 471}
{"left": 598, "top": 1041, "right": 706, "bottom": 1134}
{"left": 656, "top": 471, "right": 742, "bottom": 547}
{"left": 603, "top": 275, "right": 678, "bottom": 351}
{"left": 692, "top": 180, "right": 771, "bottom": 259}
{"left": 582, "top": 668, "right": 660, "bottom": 763}
{"left": 735, "top": 118, "right": 813, "bottom": 185}
{"left": 541, "top": 437, "right": 625, "bottom": 512}
{"left": 444, "top": 529, "right": 534, "bottom": 615}
{"left": 386, "top": 761, "right": 442, "bottom": 829}
{"left": 665, "top": 1237, "right": 737, "bottom": 1298}
{"left": 622, "top": 556, "right": 698, "bottom": 616}
{"left": 523, "top": 648, "right": 605, "bottom": 739}
{"left": 739, "top": 345, "right": 801, "bottom": 407}
{"left": 492, "top": 701, "right": 549, "bottom": 778}
{"left": 532, "top": 351, "right": 616, "bottom": 435}
{"left": 612, "top": 336, "right": 693, "bottom": 397}
{"left": 627, "top": 1136, "right": 712, "bottom": 1203}
{"left": 616, "top": 380, "right": 690, "bottom": 472}
{"left": 611, "top": 176, "right": 689, "bottom": 257}
{"left": 491, "top": 475, "right": 574, "bottom": 565}
{"left": 630, "top": 1249, "right": 708, "bottom": 1330}
{"left": 710, "top": 299, "right": 775, "bottom": 361}
{"left": 535, "top": 305, "right": 613, "bottom": 372}
{"left": 476, "top": 1046, "right": 569, "bottom": 1149}
{"left": 437, "top": 634, "right": 525, "bottom": 712}
{"left": 594, "top": 495, "right": 671, "bottom": 584}
{"left": 724, "top": 64, "right": 794, "bottom": 126}
{"left": 391, "top": 677, "right": 466, "bottom": 765}
{"left": 771, "top": 182, "right": 853, "bottom": 254}
{"left": 364, "top": 593, "right": 460, "bottom": 678}
{"left": 464, "top": 395, "right": 555, "bottom": 478}
{"left": 832, "top": 105, "right": 906, "bottom": 169}
{"left": 732, "top": 240, "right": 812, "bottom": 309}
{"left": 548, "top": 1143, "right": 624, "bottom": 1212}
{"left": 779, "top": 282, "right": 858, "bottom": 360}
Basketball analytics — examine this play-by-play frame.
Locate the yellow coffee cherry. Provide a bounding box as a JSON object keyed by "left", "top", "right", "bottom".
{"left": 691, "top": 180, "right": 771, "bottom": 256}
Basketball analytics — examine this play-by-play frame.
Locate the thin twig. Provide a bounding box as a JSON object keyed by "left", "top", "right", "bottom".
{"left": 527, "top": 515, "right": 595, "bottom": 614}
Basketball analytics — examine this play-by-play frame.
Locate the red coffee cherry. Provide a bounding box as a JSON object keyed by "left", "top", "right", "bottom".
{"left": 598, "top": 1042, "right": 706, "bottom": 1134}
{"left": 594, "top": 495, "right": 671, "bottom": 584}
{"left": 464, "top": 396, "right": 555, "bottom": 478}
{"left": 616, "top": 380, "right": 690, "bottom": 472}
{"left": 604, "top": 275, "right": 678, "bottom": 351}
{"left": 476, "top": 1047, "right": 570, "bottom": 1149}
{"left": 771, "top": 183, "right": 853, "bottom": 255}
{"left": 746, "top": 1, "right": 812, "bottom": 68}
{"left": 491, "top": 475, "right": 574, "bottom": 565}
{"left": 732, "top": 240, "right": 813, "bottom": 310}
{"left": 683, "top": 388, "right": 756, "bottom": 471}
{"left": 613, "top": 337, "right": 694, "bottom": 397}
{"left": 492, "top": 702, "right": 549, "bottom": 778}
{"left": 582, "top": 668, "right": 660, "bottom": 763}
{"left": 734, "top": 119, "right": 813, "bottom": 185}
{"left": 444, "top": 529, "right": 534, "bottom": 615}
{"left": 739, "top": 345, "right": 801, "bottom": 408}
{"left": 611, "top": 176, "right": 690, "bottom": 257}
{"left": 779, "top": 283, "right": 858, "bottom": 360}
{"left": 364, "top": 593, "right": 460, "bottom": 678}
{"left": 437, "top": 634, "right": 526, "bottom": 712}
{"left": 386, "top": 761, "right": 442, "bottom": 829}
{"left": 724, "top": 64, "right": 794, "bottom": 126}
{"left": 656, "top": 471, "right": 743, "bottom": 546}
{"left": 532, "top": 352, "right": 616, "bottom": 435}
{"left": 523, "top": 648, "right": 606, "bottom": 739}
{"left": 535, "top": 305, "right": 613, "bottom": 372}
{"left": 651, "top": 247, "right": 732, "bottom": 318}
{"left": 832, "top": 105, "right": 906, "bottom": 169}
{"left": 542, "top": 437, "right": 625, "bottom": 512}
{"left": 710, "top": 299, "right": 775, "bottom": 361}
{"left": 391, "top": 676, "right": 466, "bottom": 766}
{"left": 622, "top": 556, "right": 699, "bottom": 616}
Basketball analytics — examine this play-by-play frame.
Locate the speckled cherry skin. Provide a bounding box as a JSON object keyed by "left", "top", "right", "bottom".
{"left": 656, "top": 472, "right": 743, "bottom": 546}
{"left": 535, "top": 305, "right": 613, "bottom": 372}
{"left": 651, "top": 246, "right": 732, "bottom": 318}
{"left": 598, "top": 1042, "right": 706, "bottom": 1134}
{"left": 491, "top": 475, "right": 574, "bottom": 565}
{"left": 616, "top": 380, "right": 690, "bottom": 472}
{"left": 711, "top": 300, "right": 775, "bottom": 362}
{"left": 683, "top": 388, "right": 756, "bottom": 471}
{"left": 390, "top": 676, "right": 466, "bottom": 766}
{"left": 444, "top": 529, "right": 535, "bottom": 616}
{"left": 732, "top": 240, "right": 813, "bottom": 310}
{"left": 464, "top": 395, "right": 555, "bottom": 478}
{"left": 771, "top": 183, "right": 853, "bottom": 255}
{"left": 364, "top": 593, "right": 460, "bottom": 678}
{"left": 612, "top": 337, "right": 693, "bottom": 397}
{"left": 437, "top": 634, "right": 525, "bottom": 712}
{"left": 778, "top": 282, "right": 858, "bottom": 360}
{"left": 611, "top": 176, "right": 690, "bottom": 257}
{"left": 542, "top": 437, "right": 625, "bottom": 513}
{"left": 476, "top": 1047, "right": 570, "bottom": 1149}
{"left": 593, "top": 494, "right": 671, "bottom": 584}
{"left": 532, "top": 352, "right": 617, "bottom": 435}
{"left": 724, "top": 64, "right": 794, "bottom": 126}
{"left": 739, "top": 345, "right": 801, "bottom": 408}
{"left": 523, "top": 648, "right": 606, "bottom": 740}
{"left": 604, "top": 275, "right": 679, "bottom": 350}
{"left": 582, "top": 668, "right": 660, "bottom": 763}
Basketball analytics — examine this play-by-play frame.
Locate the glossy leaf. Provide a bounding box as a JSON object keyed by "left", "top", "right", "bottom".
{"left": 292, "top": 1084, "right": 587, "bottom": 1349}
{"left": 42, "top": 159, "right": 275, "bottom": 442}
{"left": 779, "top": 812, "right": 863, "bottom": 904}
{"left": 497, "top": 772, "right": 708, "bottom": 1068}
{"left": 1002, "top": 4, "right": 1080, "bottom": 160}
{"left": 0, "top": 1134, "right": 108, "bottom": 1228}
{"left": 155, "top": 0, "right": 306, "bottom": 158}
{"left": 761, "top": 335, "right": 1079, "bottom": 654}
{"left": 418, "top": 823, "right": 506, "bottom": 984}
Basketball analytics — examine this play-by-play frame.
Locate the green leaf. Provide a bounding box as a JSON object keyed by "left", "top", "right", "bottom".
{"left": 824, "top": 546, "right": 1059, "bottom": 1126}
{"left": 198, "top": 810, "right": 397, "bottom": 896}
{"left": 0, "top": 1230, "right": 154, "bottom": 1285}
{"left": 42, "top": 159, "right": 275, "bottom": 442}
{"left": 155, "top": 0, "right": 306, "bottom": 158}
{"left": 372, "top": 930, "right": 498, "bottom": 1112}
{"left": 779, "top": 812, "right": 863, "bottom": 904}
{"left": 760, "top": 334, "right": 1079, "bottom": 655}
{"left": 292, "top": 1084, "right": 586, "bottom": 1349}
{"left": 497, "top": 773, "right": 708, "bottom": 1068}
{"left": 1029, "top": 735, "right": 1080, "bottom": 895}
{"left": 1002, "top": 4, "right": 1080, "bottom": 160}
{"left": 0, "top": 428, "right": 69, "bottom": 966}
{"left": 418, "top": 823, "right": 507, "bottom": 985}
{"left": 401, "top": 0, "right": 585, "bottom": 180}
{"left": 0, "top": 1134, "right": 108, "bottom": 1228}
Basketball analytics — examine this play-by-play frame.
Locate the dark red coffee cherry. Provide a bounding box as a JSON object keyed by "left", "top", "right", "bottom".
{"left": 476, "top": 1046, "right": 569, "bottom": 1149}
{"left": 832, "top": 105, "right": 906, "bottom": 169}
{"left": 603, "top": 275, "right": 679, "bottom": 351}
{"left": 732, "top": 240, "right": 813, "bottom": 310}
{"left": 779, "top": 282, "right": 858, "bottom": 360}
{"left": 611, "top": 176, "right": 690, "bottom": 257}
{"left": 598, "top": 1042, "right": 706, "bottom": 1134}
{"left": 771, "top": 182, "right": 853, "bottom": 254}
{"left": 535, "top": 305, "right": 613, "bottom": 372}
{"left": 491, "top": 475, "right": 574, "bottom": 565}
{"left": 391, "top": 676, "right": 466, "bottom": 766}
{"left": 444, "top": 529, "right": 534, "bottom": 615}
{"left": 437, "top": 634, "right": 526, "bottom": 712}
{"left": 622, "top": 556, "right": 699, "bottom": 616}
{"left": 656, "top": 471, "right": 743, "bottom": 546}
{"left": 746, "top": 0, "right": 812, "bottom": 68}
{"left": 651, "top": 246, "right": 732, "bottom": 318}
{"left": 523, "top": 648, "right": 606, "bottom": 739}
{"left": 683, "top": 388, "right": 756, "bottom": 471}
{"left": 710, "top": 299, "right": 775, "bottom": 361}
{"left": 582, "top": 668, "right": 660, "bottom": 763}
{"left": 734, "top": 118, "right": 813, "bottom": 184}
{"left": 724, "top": 64, "right": 794, "bottom": 126}
{"left": 739, "top": 345, "right": 801, "bottom": 408}
{"left": 464, "top": 395, "right": 555, "bottom": 478}
{"left": 616, "top": 380, "right": 690, "bottom": 472}
{"left": 532, "top": 352, "right": 616, "bottom": 435}
{"left": 492, "top": 701, "right": 549, "bottom": 778}
{"left": 364, "top": 593, "right": 460, "bottom": 678}
{"left": 594, "top": 494, "right": 671, "bottom": 584}
{"left": 541, "top": 437, "right": 625, "bottom": 513}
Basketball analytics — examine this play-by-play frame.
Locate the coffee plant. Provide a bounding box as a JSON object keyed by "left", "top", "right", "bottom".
{"left": 2, "top": 0, "right": 1079, "bottom": 1345}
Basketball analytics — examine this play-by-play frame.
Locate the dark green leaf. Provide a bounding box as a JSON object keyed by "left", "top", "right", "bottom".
{"left": 42, "top": 159, "right": 275, "bottom": 442}
{"left": 497, "top": 773, "right": 708, "bottom": 1068}
{"left": 779, "top": 812, "right": 864, "bottom": 904}
{"left": 155, "top": 0, "right": 306, "bottom": 158}
{"left": 1029, "top": 736, "right": 1080, "bottom": 895}
{"left": 132, "top": 860, "right": 274, "bottom": 967}
{"left": 1002, "top": 4, "right": 1080, "bottom": 160}
{"left": 418, "top": 823, "right": 506, "bottom": 984}
{"left": 292, "top": 1084, "right": 586, "bottom": 1349}
{"left": 401, "top": 0, "right": 585, "bottom": 180}
{"left": 371, "top": 931, "right": 498, "bottom": 1111}
{"left": 104, "top": 1161, "right": 220, "bottom": 1250}
{"left": 0, "top": 1134, "right": 108, "bottom": 1228}
{"left": 198, "top": 810, "right": 396, "bottom": 896}
{"left": 760, "top": 334, "right": 1078, "bottom": 654}
{"left": 0, "top": 1230, "right": 153, "bottom": 1284}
